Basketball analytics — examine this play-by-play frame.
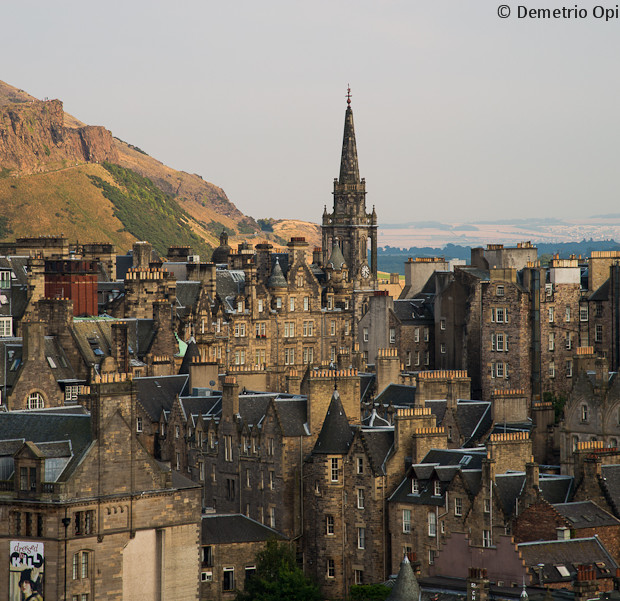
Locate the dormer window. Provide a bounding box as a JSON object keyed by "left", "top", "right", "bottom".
{"left": 27, "top": 392, "right": 44, "bottom": 410}
{"left": 20, "top": 467, "right": 37, "bottom": 492}
{"left": 411, "top": 478, "right": 419, "bottom": 495}
{"left": 433, "top": 480, "right": 441, "bottom": 496}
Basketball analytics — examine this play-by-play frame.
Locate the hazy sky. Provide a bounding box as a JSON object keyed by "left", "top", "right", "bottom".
{"left": 4, "top": 1, "right": 620, "bottom": 225}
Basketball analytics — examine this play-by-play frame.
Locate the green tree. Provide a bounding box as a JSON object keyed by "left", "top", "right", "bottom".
{"left": 349, "top": 583, "right": 391, "bottom": 601}
{"left": 235, "top": 539, "right": 321, "bottom": 601}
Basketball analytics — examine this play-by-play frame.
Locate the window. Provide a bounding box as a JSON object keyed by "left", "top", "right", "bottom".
{"left": 326, "top": 515, "right": 335, "bottom": 535}
{"left": 363, "top": 327, "right": 369, "bottom": 342}
{"left": 403, "top": 509, "right": 411, "bottom": 533}
{"left": 440, "top": 318, "right": 446, "bottom": 330}
{"left": 223, "top": 568, "right": 235, "bottom": 591}
{"left": 565, "top": 306, "right": 571, "bottom": 322}
{"left": 580, "top": 305, "right": 589, "bottom": 321}
{"left": 176, "top": 452, "right": 180, "bottom": 471}
{"left": 304, "top": 297, "right": 309, "bottom": 311}
{"left": 548, "top": 332, "right": 555, "bottom": 351}
{"left": 72, "top": 551, "right": 90, "bottom": 580}
{"left": 596, "top": 301, "right": 604, "bottom": 318}
{"left": 65, "top": 385, "right": 80, "bottom": 402}
{"left": 226, "top": 479, "right": 235, "bottom": 501}
{"left": 284, "top": 348, "right": 295, "bottom": 365}
{"left": 269, "top": 507, "right": 275, "bottom": 528}
{"left": 27, "top": 392, "right": 44, "bottom": 410}
{"left": 136, "top": 417, "right": 143, "bottom": 433}
{"left": 290, "top": 297, "right": 295, "bottom": 312}
{"left": 433, "top": 480, "right": 441, "bottom": 496}
{"left": 581, "top": 404, "right": 588, "bottom": 423}
{"left": 245, "top": 566, "right": 256, "bottom": 584}
{"left": 357, "top": 488, "right": 365, "bottom": 509}
{"left": 548, "top": 307, "right": 555, "bottom": 323}
{"left": 331, "top": 458, "right": 340, "bottom": 482}
{"left": 258, "top": 299, "right": 264, "bottom": 312}
{"left": 440, "top": 343, "right": 446, "bottom": 354}
{"left": 496, "top": 285, "right": 505, "bottom": 297}
{"left": 549, "top": 361, "right": 555, "bottom": 378}
{"left": 0, "top": 271, "right": 10, "bottom": 289}
{"left": 201, "top": 571, "right": 213, "bottom": 582}
{"left": 327, "top": 559, "right": 335, "bottom": 578}
{"left": 429, "top": 549, "right": 436, "bottom": 565}
{"left": 424, "top": 328, "right": 429, "bottom": 342}
{"left": 354, "top": 570, "right": 363, "bottom": 585}
{"left": 269, "top": 470, "right": 274, "bottom": 490}
{"left": 331, "top": 321, "right": 336, "bottom": 336}
{"left": 276, "top": 298, "right": 282, "bottom": 309}
{"left": 224, "top": 435, "right": 233, "bottom": 462}
{"left": 566, "top": 332, "right": 573, "bottom": 350}
{"left": 415, "top": 351, "right": 420, "bottom": 366}
{"left": 357, "top": 527, "right": 366, "bottom": 549}
{"left": 303, "top": 347, "right": 314, "bottom": 364}
{"left": 175, "top": 425, "right": 180, "bottom": 439}
{"left": 303, "top": 321, "right": 314, "bottom": 336}
{"left": 20, "top": 467, "right": 37, "bottom": 492}
{"left": 411, "top": 478, "right": 419, "bottom": 494}
{"left": 566, "top": 360, "right": 573, "bottom": 378}
{"left": 596, "top": 324, "right": 603, "bottom": 343}
{"left": 483, "top": 530, "right": 491, "bottom": 547}
{"left": 406, "top": 351, "right": 411, "bottom": 367}
{"left": 424, "top": 351, "right": 430, "bottom": 366}
{"left": 0, "top": 317, "right": 12, "bottom": 337}
{"left": 496, "top": 333, "right": 506, "bottom": 352}
{"left": 357, "top": 457, "right": 364, "bottom": 474}
{"left": 74, "top": 510, "right": 95, "bottom": 536}
{"left": 428, "top": 511, "right": 436, "bottom": 537}
{"left": 545, "top": 283, "right": 553, "bottom": 297}
{"left": 484, "top": 498, "right": 490, "bottom": 513}
{"left": 414, "top": 328, "right": 420, "bottom": 343}
{"left": 455, "top": 497, "right": 463, "bottom": 516}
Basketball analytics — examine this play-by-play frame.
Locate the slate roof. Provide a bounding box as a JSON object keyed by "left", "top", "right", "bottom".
{"left": 327, "top": 243, "right": 346, "bottom": 270}
{"left": 386, "top": 555, "right": 421, "bottom": 601}
{"left": 175, "top": 281, "right": 202, "bottom": 314}
{"left": 518, "top": 537, "right": 618, "bottom": 583}
{"left": 388, "top": 465, "right": 447, "bottom": 507}
{"left": 239, "top": 395, "right": 274, "bottom": 428}
{"left": 273, "top": 399, "right": 308, "bottom": 436}
{"left": 375, "top": 384, "right": 416, "bottom": 406}
{"left": 201, "top": 513, "right": 285, "bottom": 545}
{"left": 313, "top": 391, "right": 354, "bottom": 454}
{"left": 553, "top": 500, "right": 620, "bottom": 529}
{"left": 601, "top": 465, "right": 620, "bottom": 516}
{"left": 495, "top": 473, "right": 573, "bottom": 518}
{"left": 422, "top": 448, "right": 486, "bottom": 470}
{"left": 362, "top": 408, "right": 390, "bottom": 427}
{"left": 393, "top": 299, "right": 434, "bottom": 323}
{"left": 426, "top": 400, "right": 492, "bottom": 446}
{"left": 267, "top": 258, "right": 287, "bottom": 288}
{"left": 179, "top": 396, "right": 221, "bottom": 422}
{"left": 216, "top": 269, "right": 245, "bottom": 303}
{"left": 135, "top": 375, "right": 189, "bottom": 421}
{"left": 359, "top": 373, "right": 375, "bottom": 404}
{"left": 590, "top": 279, "right": 610, "bottom": 301}
{"left": 360, "top": 428, "right": 394, "bottom": 475}
{"left": 0, "top": 412, "right": 92, "bottom": 482}
{"left": 178, "top": 339, "right": 200, "bottom": 375}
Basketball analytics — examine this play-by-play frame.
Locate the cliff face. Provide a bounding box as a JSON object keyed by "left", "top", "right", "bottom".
{"left": 0, "top": 99, "right": 118, "bottom": 173}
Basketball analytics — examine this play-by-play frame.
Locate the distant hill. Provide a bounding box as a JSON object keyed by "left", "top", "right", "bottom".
{"left": 0, "top": 80, "right": 315, "bottom": 256}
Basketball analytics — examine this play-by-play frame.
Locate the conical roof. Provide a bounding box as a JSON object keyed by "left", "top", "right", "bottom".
{"left": 268, "top": 258, "right": 287, "bottom": 288}
{"left": 313, "top": 390, "right": 354, "bottom": 454}
{"left": 327, "top": 241, "right": 346, "bottom": 271}
{"left": 386, "top": 556, "right": 421, "bottom": 601}
{"left": 339, "top": 102, "right": 360, "bottom": 184}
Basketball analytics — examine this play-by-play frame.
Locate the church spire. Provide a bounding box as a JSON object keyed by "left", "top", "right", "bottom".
{"left": 338, "top": 85, "right": 360, "bottom": 184}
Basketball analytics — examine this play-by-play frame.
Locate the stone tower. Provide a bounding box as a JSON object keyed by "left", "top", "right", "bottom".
{"left": 322, "top": 89, "right": 378, "bottom": 291}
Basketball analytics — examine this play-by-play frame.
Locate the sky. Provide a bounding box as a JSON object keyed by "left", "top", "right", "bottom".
{"left": 3, "top": 1, "right": 620, "bottom": 226}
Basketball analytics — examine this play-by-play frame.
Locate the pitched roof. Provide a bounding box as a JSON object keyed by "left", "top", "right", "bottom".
{"left": 313, "top": 391, "right": 354, "bottom": 454}
{"left": 495, "top": 473, "right": 573, "bottom": 518}
{"left": 201, "top": 513, "right": 285, "bottom": 544}
{"left": 267, "top": 258, "right": 287, "bottom": 288}
{"left": 375, "top": 384, "right": 416, "bottom": 407}
{"left": 518, "top": 537, "right": 618, "bottom": 583}
{"left": 273, "top": 399, "right": 308, "bottom": 436}
{"left": 135, "top": 375, "right": 189, "bottom": 421}
{"left": 327, "top": 243, "right": 346, "bottom": 270}
{"left": 360, "top": 428, "right": 394, "bottom": 475}
{"left": 553, "top": 500, "right": 620, "bottom": 529}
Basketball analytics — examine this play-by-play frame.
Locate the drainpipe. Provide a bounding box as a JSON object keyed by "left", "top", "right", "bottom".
{"left": 62, "top": 512, "right": 71, "bottom": 600}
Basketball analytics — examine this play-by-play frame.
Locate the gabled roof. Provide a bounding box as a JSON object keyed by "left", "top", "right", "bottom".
{"left": 0, "top": 412, "right": 92, "bottom": 482}
{"left": 495, "top": 473, "right": 573, "bottom": 518}
{"left": 201, "top": 513, "right": 285, "bottom": 545}
{"left": 313, "top": 391, "right": 353, "bottom": 454}
{"left": 422, "top": 448, "right": 486, "bottom": 471}
{"left": 273, "top": 398, "right": 308, "bottom": 437}
{"left": 601, "top": 464, "right": 620, "bottom": 516}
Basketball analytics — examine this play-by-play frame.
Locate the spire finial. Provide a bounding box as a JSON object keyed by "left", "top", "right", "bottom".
{"left": 346, "top": 84, "right": 351, "bottom": 106}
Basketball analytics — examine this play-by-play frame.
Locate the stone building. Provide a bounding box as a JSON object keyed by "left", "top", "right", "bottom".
{"left": 0, "top": 374, "right": 202, "bottom": 601}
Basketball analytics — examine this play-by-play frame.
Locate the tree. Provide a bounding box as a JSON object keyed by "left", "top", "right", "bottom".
{"left": 235, "top": 539, "right": 321, "bottom": 601}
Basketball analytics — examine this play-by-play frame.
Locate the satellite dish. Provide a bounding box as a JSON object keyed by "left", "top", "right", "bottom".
{"left": 209, "top": 380, "right": 216, "bottom": 386}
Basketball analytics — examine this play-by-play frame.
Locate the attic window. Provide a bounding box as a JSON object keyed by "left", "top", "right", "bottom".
{"left": 433, "top": 480, "right": 441, "bottom": 496}
{"left": 556, "top": 565, "right": 570, "bottom": 578}
{"left": 411, "top": 478, "right": 419, "bottom": 495}
{"left": 10, "top": 358, "right": 21, "bottom": 371}
{"left": 459, "top": 455, "right": 472, "bottom": 466}
{"left": 47, "top": 357, "right": 57, "bottom": 369}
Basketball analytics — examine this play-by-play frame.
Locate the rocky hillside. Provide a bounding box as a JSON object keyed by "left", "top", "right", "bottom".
{"left": 0, "top": 80, "right": 321, "bottom": 255}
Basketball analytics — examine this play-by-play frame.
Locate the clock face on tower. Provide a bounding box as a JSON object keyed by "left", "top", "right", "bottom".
{"left": 360, "top": 264, "right": 370, "bottom": 279}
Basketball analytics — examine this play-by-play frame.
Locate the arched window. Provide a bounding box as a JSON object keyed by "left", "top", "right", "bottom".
{"left": 27, "top": 392, "right": 44, "bottom": 410}
{"left": 581, "top": 405, "right": 589, "bottom": 423}
{"left": 72, "top": 550, "right": 91, "bottom": 579}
